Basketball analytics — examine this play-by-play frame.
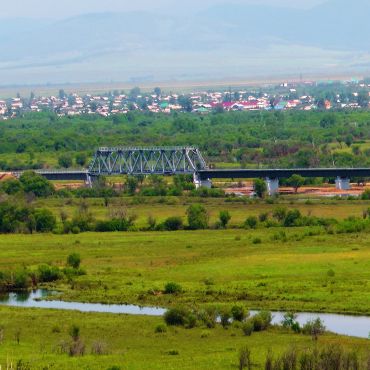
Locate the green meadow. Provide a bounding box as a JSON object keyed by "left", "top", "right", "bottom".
{"left": 1, "top": 225, "right": 370, "bottom": 368}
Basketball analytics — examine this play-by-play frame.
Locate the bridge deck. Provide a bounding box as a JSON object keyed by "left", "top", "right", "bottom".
{"left": 11, "top": 168, "right": 370, "bottom": 181}
{"left": 198, "top": 168, "right": 370, "bottom": 180}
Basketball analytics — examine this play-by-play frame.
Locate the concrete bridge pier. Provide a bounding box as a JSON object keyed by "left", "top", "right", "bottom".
{"left": 265, "top": 177, "right": 279, "bottom": 196}
{"left": 193, "top": 173, "right": 212, "bottom": 189}
{"left": 335, "top": 177, "right": 351, "bottom": 191}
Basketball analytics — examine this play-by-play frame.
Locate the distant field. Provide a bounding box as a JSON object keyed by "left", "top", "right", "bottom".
{"left": 33, "top": 196, "right": 370, "bottom": 228}
{"left": 1, "top": 225, "right": 370, "bottom": 314}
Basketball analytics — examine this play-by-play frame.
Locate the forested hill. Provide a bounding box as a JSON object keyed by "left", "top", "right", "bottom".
{"left": 1, "top": 110, "right": 370, "bottom": 171}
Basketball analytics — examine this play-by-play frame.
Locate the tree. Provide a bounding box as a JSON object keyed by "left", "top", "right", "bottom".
{"left": 357, "top": 90, "right": 369, "bottom": 108}
{"left": 154, "top": 87, "right": 161, "bottom": 97}
{"left": 34, "top": 209, "right": 56, "bottom": 232}
{"left": 58, "top": 154, "right": 73, "bottom": 168}
{"left": 219, "top": 210, "right": 231, "bottom": 228}
{"left": 186, "top": 204, "right": 209, "bottom": 230}
{"left": 125, "top": 176, "right": 139, "bottom": 195}
{"left": 59, "top": 89, "right": 66, "bottom": 99}
{"left": 19, "top": 171, "right": 54, "bottom": 197}
{"left": 0, "top": 179, "right": 23, "bottom": 195}
{"left": 287, "top": 174, "right": 305, "bottom": 193}
{"left": 75, "top": 153, "right": 87, "bottom": 167}
{"left": 129, "top": 87, "right": 141, "bottom": 99}
{"left": 253, "top": 179, "right": 267, "bottom": 198}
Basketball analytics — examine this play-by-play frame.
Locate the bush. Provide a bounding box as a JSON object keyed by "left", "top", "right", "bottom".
{"left": 155, "top": 324, "right": 167, "bottom": 333}
{"left": 241, "top": 320, "right": 254, "bottom": 336}
{"left": 186, "top": 204, "right": 209, "bottom": 230}
{"left": 251, "top": 311, "right": 272, "bottom": 331}
{"left": 34, "top": 209, "right": 56, "bottom": 232}
{"left": 239, "top": 346, "right": 252, "bottom": 370}
{"left": 252, "top": 237, "right": 262, "bottom": 244}
{"left": 164, "top": 308, "right": 190, "bottom": 326}
{"left": 164, "top": 282, "right": 183, "bottom": 294}
{"left": 231, "top": 305, "right": 247, "bottom": 322}
{"left": 220, "top": 309, "right": 231, "bottom": 328}
{"left": 302, "top": 318, "right": 326, "bottom": 340}
{"left": 67, "top": 253, "right": 81, "bottom": 269}
{"left": 163, "top": 217, "right": 183, "bottom": 231}
{"left": 219, "top": 210, "right": 231, "bottom": 228}
{"left": 244, "top": 216, "right": 258, "bottom": 229}
{"left": 14, "top": 270, "right": 32, "bottom": 290}
{"left": 283, "top": 209, "right": 302, "bottom": 227}
{"left": 37, "top": 264, "right": 62, "bottom": 283}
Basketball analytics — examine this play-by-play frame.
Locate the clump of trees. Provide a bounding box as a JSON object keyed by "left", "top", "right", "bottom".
{"left": 0, "top": 253, "right": 84, "bottom": 292}
{"left": 0, "top": 201, "right": 56, "bottom": 234}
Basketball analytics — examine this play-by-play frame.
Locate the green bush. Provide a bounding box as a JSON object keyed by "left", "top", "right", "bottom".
{"left": 241, "top": 320, "right": 254, "bottom": 336}
{"left": 37, "top": 264, "right": 62, "bottom": 283}
{"left": 164, "top": 308, "right": 190, "bottom": 326}
{"left": 251, "top": 311, "right": 272, "bottom": 331}
{"left": 163, "top": 217, "right": 183, "bottom": 231}
{"left": 67, "top": 253, "right": 81, "bottom": 269}
{"left": 155, "top": 324, "right": 167, "bottom": 333}
{"left": 244, "top": 216, "right": 258, "bottom": 229}
{"left": 231, "top": 305, "right": 247, "bottom": 322}
{"left": 186, "top": 204, "right": 209, "bottom": 230}
{"left": 164, "top": 282, "right": 183, "bottom": 294}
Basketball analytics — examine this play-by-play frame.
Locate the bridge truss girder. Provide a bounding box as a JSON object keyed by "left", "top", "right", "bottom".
{"left": 88, "top": 147, "right": 208, "bottom": 176}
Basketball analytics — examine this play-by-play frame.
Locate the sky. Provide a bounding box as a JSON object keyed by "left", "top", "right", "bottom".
{"left": 1, "top": 0, "right": 326, "bottom": 19}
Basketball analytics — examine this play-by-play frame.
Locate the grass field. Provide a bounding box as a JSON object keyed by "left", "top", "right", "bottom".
{"left": 33, "top": 196, "right": 370, "bottom": 229}
{"left": 2, "top": 198, "right": 370, "bottom": 368}
{"left": 1, "top": 226, "right": 370, "bottom": 314}
{"left": 1, "top": 306, "right": 368, "bottom": 370}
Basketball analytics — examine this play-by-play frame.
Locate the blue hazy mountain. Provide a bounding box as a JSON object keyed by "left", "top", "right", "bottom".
{"left": 0, "top": 0, "right": 369, "bottom": 85}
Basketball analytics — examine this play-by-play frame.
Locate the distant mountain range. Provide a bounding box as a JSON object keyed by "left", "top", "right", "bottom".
{"left": 0, "top": 0, "right": 369, "bottom": 85}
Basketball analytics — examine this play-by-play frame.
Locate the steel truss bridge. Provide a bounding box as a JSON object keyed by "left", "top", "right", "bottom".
{"left": 11, "top": 147, "right": 370, "bottom": 189}
{"left": 88, "top": 147, "right": 208, "bottom": 176}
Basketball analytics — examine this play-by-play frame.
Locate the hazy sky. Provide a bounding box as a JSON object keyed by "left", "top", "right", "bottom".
{"left": 2, "top": 0, "right": 326, "bottom": 19}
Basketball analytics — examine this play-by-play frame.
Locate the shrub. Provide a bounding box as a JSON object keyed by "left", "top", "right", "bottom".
{"left": 186, "top": 204, "right": 209, "bottom": 230}
{"left": 283, "top": 209, "right": 302, "bottom": 227}
{"left": 198, "top": 306, "right": 218, "bottom": 328}
{"left": 231, "top": 305, "right": 247, "bottom": 322}
{"left": 163, "top": 217, "right": 183, "bottom": 231}
{"left": 252, "top": 311, "right": 272, "bottom": 331}
{"left": 302, "top": 318, "right": 326, "bottom": 340}
{"left": 244, "top": 216, "right": 258, "bottom": 229}
{"left": 259, "top": 212, "right": 269, "bottom": 222}
{"left": 37, "top": 264, "right": 62, "bottom": 283}
{"left": 164, "top": 308, "right": 190, "bottom": 326}
{"left": 69, "top": 324, "right": 80, "bottom": 341}
{"left": 67, "top": 253, "right": 81, "bottom": 269}
{"left": 239, "top": 346, "right": 252, "bottom": 370}
{"left": 219, "top": 210, "right": 231, "bottom": 228}
{"left": 14, "top": 270, "right": 32, "bottom": 290}
{"left": 164, "top": 282, "right": 183, "bottom": 294}
{"left": 155, "top": 324, "right": 167, "bottom": 333}
{"left": 281, "top": 312, "right": 301, "bottom": 333}
{"left": 241, "top": 320, "right": 254, "bottom": 336}
{"left": 220, "top": 309, "right": 231, "bottom": 328}
{"left": 252, "top": 237, "right": 262, "bottom": 244}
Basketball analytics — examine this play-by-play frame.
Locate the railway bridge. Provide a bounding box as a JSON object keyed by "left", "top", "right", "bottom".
{"left": 12, "top": 147, "right": 370, "bottom": 195}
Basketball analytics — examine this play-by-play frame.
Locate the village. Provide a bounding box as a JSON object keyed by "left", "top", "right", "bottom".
{"left": 0, "top": 79, "right": 370, "bottom": 119}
